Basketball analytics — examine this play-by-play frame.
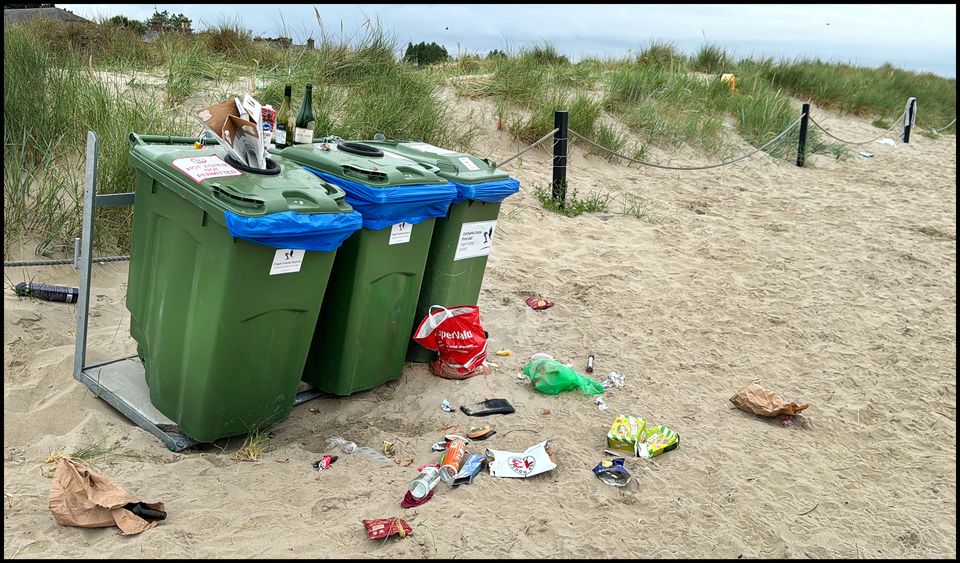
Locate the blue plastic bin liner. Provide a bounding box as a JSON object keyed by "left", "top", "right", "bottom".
{"left": 302, "top": 168, "right": 457, "bottom": 231}
{"left": 452, "top": 177, "right": 520, "bottom": 204}
{"left": 224, "top": 209, "right": 363, "bottom": 252}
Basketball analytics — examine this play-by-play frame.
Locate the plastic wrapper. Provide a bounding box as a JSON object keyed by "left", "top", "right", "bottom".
{"left": 486, "top": 441, "right": 557, "bottom": 478}
{"left": 522, "top": 358, "right": 604, "bottom": 395}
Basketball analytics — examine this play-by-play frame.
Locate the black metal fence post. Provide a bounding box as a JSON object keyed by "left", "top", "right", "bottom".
{"left": 552, "top": 110, "right": 568, "bottom": 206}
{"left": 903, "top": 97, "right": 916, "bottom": 143}
{"left": 796, "top": 103, "right": 810, "bottom": 167}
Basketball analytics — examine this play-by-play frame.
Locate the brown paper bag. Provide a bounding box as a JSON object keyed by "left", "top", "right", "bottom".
{"left": 48, "top": 458, "right": 165, "bottom": 535}
{"left": 730, "top": 380, "right": 809, "bottom": 417}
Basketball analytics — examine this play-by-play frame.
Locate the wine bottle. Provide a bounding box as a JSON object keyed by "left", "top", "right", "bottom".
{"left": 274, "top": 84, "right": 294, "bottom": 148}
{"left": 294, "top": 83, "right": 316, "bottom": 145}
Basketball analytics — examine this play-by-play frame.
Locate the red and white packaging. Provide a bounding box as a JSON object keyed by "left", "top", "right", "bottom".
{"left": 412, "top": 305, "right": 488, "bottom": 380}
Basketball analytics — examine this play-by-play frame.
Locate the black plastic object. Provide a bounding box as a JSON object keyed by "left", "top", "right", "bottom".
{"left": 15, "top": 282, "right": 79, "bottom": 303}
{"left": 123, "top": 502, "right": 167, "bottom": 521}
{"left": 337, "top": 141, "right": 384, "bottom": 158}
{"left": 459, "top": 398, "right": 515, "bottom": 416}
{"left": 223, "top": 153, "right": 281, "bottom": 175}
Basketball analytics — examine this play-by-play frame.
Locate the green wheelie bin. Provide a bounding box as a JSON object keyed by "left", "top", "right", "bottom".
{"left": 271, "top": 141, "right": 457, "bottom": 395}
{"left": 126, "top": 134, "right": 362, "bottom": 442}
{"left": 360, "top": 140, "right": 521, "bottom": 363}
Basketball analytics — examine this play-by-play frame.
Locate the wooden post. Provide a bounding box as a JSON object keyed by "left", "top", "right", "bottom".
{"left": 902, "top": 97, "right": 916, "bottom": 143}
{"left": 796, "top": 103, "right": 810, "bottom": 167}
{"left": 551, "top": 110, "right": 568, "bottom": 206}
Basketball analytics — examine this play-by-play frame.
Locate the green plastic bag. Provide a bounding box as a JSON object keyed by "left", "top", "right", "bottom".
{"left": 522, "top": 358, "right": 604, "bottom": 395}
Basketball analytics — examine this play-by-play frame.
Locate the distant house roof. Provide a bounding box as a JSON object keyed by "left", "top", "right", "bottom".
{"left": 3, "top": 7, "right": 92, "bottom": 25}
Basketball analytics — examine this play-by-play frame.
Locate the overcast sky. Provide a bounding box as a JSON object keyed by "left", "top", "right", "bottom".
{"left": 58, "top": 4, "right": 957, "bottom": 77}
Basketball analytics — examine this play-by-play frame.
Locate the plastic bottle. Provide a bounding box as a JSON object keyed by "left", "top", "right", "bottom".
{"left": 15, "top": 282, "right": 79, "bottom": 303}
{"left": 325, "top": 436, "right": 393, "bottom": 465}
{"left": 407, "top": 464, "right": 442, "bottom": 499}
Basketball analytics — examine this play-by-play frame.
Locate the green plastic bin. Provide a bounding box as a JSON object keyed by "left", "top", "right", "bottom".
{"left": 127, "top": 134, "right": 359, "bottom": 442}
{"left": 272, "top": 142, "right": 455, "bottom": 395}
{"left": 361, "top": 140, "right": 519, "bottom": 363}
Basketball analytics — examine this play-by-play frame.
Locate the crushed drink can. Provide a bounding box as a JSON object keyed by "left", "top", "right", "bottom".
{"left": 312, "top": 455, "right": 338, "bottom": 471}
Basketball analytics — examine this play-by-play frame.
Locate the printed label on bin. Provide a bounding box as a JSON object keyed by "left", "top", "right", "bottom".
{"left": 454, "top": 220, "right": 497, "bottom": 261}
{"left": 408, "top": 142, "right": 457, "bottom": 155}
{"left": 389, "top": 222, "right": 413, "bottom": 245}
{"left": 171, "top": 155, "right": 242, "bottom": 183}
{"left": 269, "top": 249, "right": 305, "bottom": 275}
{"left": 458, "top": 156, "right": 480, "bottom": 171}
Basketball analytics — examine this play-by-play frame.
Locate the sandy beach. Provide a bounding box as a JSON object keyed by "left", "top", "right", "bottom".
{"left": 3, "top": 98, "right": 956, "bottom": 558}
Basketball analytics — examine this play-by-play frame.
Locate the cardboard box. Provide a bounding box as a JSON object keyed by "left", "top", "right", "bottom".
{"left": 606, "top": 415, "right": 647, "bottom": 453}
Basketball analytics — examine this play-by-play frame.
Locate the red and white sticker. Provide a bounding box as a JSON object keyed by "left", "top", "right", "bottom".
{"left": 171, "top": 155, "right": 242, "bottom": 183}
{"left": 458, "top": 156, "right": 480, "bottom": 171}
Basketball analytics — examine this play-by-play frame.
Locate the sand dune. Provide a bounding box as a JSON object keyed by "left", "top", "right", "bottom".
{"left": 3, "top": 99, "right": 956, "bottom": 558}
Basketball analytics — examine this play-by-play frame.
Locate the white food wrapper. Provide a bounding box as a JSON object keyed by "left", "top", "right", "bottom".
{"left": 486, "top": 440, "right": 556, "bottom": 478}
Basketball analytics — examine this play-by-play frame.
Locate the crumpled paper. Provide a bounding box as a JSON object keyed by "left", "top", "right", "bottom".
{"left": 48, "top": 458, "right": 164, "bottom": 535}
{"left": 730, "top": 380, "right": 809, "bottom": 417}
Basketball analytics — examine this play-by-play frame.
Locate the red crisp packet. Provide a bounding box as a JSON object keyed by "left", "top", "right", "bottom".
{"left": 363, "top": 518, "right": 413, "bottom": 540}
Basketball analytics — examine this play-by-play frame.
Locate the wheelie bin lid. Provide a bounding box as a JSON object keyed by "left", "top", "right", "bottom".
{"left": 358, "top": 139, "right": 520, "bottom": 204}
{"left": 272, "top": 141, "right": 459, "bottom": 230}
{"left": 129, "top": 133, "right": 362, "bottom": 251}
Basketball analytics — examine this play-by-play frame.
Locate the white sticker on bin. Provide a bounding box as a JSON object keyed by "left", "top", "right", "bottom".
{"left": 171, "top": 155, "right": 242, "bottom": 183}
{"left": 454, "top": 220, "right": 497, "bottom": 261}
{"left": 407, "top": 142, "right": 457, "bottom": 155}
{"left": 458, "top": 156, "right": 480, "bottom": 171}
{"left": 269, "top": 249, "right": 305, "bottom": 275}
{"left": 389, "top": 222, "right": 413, "bottom": 245}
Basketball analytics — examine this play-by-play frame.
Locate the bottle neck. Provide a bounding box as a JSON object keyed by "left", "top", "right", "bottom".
{"left": 303, "top": 88, "right": 313, "bottom": 107}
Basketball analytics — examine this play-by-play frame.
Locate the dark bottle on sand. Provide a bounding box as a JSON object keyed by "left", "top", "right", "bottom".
{"left": 15, "top": 282, "right": 79, "bottom": 303}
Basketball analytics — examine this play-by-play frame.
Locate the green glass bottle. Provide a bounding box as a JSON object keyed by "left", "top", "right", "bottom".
{"left": 294, "top": 83, "right": 316, "bottom": 145}
{"left": 274, "top": 84, "right": 294, "bottom": 147}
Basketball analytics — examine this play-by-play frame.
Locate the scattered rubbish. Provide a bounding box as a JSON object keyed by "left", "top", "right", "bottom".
{"left": 443, "top": 434, "right": 471, "bottom": 443}
{"left": 720, "top": 73, "right": 737, "bottom": 93}
{"left": 441, "top": 399, "right": 454, "bottom": 413}
{"left": 522, "top": 358, "right": 605, "bottom": 395}
{"left": 413, "top": 305, "right": 489, "bottom": 380}
{"left": 439, "top": 439, "right": 468, "bottom": 483}
{"left": 308, "top": 407, "right": 320, "bottom": 414}
{"left": 858, "top": 151, "right": 874, "bottom": 158}
{"left": 363, "top": 518, "right": 412, "bottom": 540}
{"left": 496, "top": 349, "right": 513, "bottom": 356}
{"left": 516, "top": 372, "right": 527, "bottom": 381}
{"left": 401, "top": 489, "right": 434, "bottom": 508}
{"left": 586, "top": 354, "right": 595, "bottom": 373}
{"left": 408, "top": 463, "right": 442, "bottom": 500}
{"left": 460, "top": 398, "right": 515, "bottom": 416}
{"left": 603, "top": 449, "right": 622, "bottom": 457}
{"left": 729, "top": 380, "right": 809, "bottom": 418}
{"left": 876, "top": 138, "right": 896, "bottom": 146}
{"left": 596, "top": 397, "right": 609, "bottom": 411}
{"left": 530, "top": 352, "right": 554, "bottom": 361}
{"left": 312, "top": 455, "right": 338, "bottom": 471}
{"left": 383, "top": 441, "right": 396, "bottom": 456}
{"left": 606, "top": 415, "right": 680, "bottom": 458}
{"left": 778, "top": 415, "right": 796, "bottom": 427}
{"left": 452, "top": 453, "right": 488, "bottom": 486}
{"left": 593, "top": 458, "right": 632, "bottom": 487}
{"left": 326, "top": 437, "right": 394, "bottom": 465}
{"left": 437, "top": 425, "right": 459, "bottom": 435}
{"left": 466, "top": 425, "right": 496, "bottom": 441}
{"left": 601, "top": 372, "right": 625, "bottom": 389}
{"left": 430, "top": 441, "right": 447, "bottom": 452}
{"left": 15, "top": 282, "right": 79, "bottom": 303}
{"left": 525, "top": 297, "right": 555, "bottom": 311}
{"left": 540, "top": 409, "right": 551, "bottom": 416}
{"left": 397, "top": 458, "right": 414, "bottom": 467}
{"left": 48, "top": 458, "right": 165, "bottom": 535}
{"left": 487, "top": 441, "right": 557, "bottom": 478}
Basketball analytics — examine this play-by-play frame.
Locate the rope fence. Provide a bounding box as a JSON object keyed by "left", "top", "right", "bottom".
{"left": 496, "top": 127, "right": 560, "bottom": 168}
{"left": 807, "top": 109, "right": 906, "bottom": 146}
{"left": 569, "top": 114, "right": 803, "bottom": 171}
